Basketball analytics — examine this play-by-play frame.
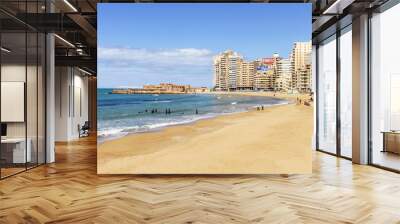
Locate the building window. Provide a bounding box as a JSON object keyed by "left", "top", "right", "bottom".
{"left": 370, "top": 2, "right": 400, "bottom": 171}
{"left": 339, "top": 25, "right": 352, "bottom": 158}
{"left": 0, "top": 1, "right": 46, "bottom": 179}
{"left": 317, "top": 35, "right": 337, "bottom": 154}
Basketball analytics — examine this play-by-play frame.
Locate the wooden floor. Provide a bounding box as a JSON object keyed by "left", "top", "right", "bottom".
{"left": 1, "top": 136, "right": 400, "bottom": 223}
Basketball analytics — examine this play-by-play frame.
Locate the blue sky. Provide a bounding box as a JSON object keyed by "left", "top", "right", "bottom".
{"left": 98, "top": 3, "right": 311, "bottom": 88}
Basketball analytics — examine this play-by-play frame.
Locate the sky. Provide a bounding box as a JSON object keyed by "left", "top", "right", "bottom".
{"left": 98, "top": 3, "right": 311, "bottom": 88}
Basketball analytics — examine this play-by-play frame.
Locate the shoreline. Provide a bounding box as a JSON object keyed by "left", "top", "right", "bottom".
{"left": 98, "top": 102, "right": 313, "bottom": 174}
{"left": 98, "top": 100, "right": 291, "bottom": 144}
{"left": 206, "top": 91, "right": 313, "bottom": 105}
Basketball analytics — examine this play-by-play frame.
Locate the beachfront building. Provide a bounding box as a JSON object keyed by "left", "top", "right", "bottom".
{"left": 296, "top": 64, "right": 312, "bottom": 93}
{"left": 227, "top": 52, "right": 243, "bottom": 90}
{"left": 114, "top": 83, "right": 209, "bottom": 94}
{"left": 213, "top": 52, "right": 227, "bottom": 91}
{"left": 190, "top": 87, "right": 210, "bottom": 93}
{"left": 213, "top": 51, "right": 293, "bottom": 92}
{"left": 213, "top": 50, "right": 243, "bottom": 91}
{"left": 254, "top": 69, "right": 274, "bottom": 90}
{"left": 291, "top": 41, "right": 312, "bottom": 73}
{"left": 237, "top": 61, "right": 256, "bottom": 90}
{"left": 214, "top": 50, "right": 261, "bottom": 91}
{"left": 290, "top": 41, "right": 312, "bottom": 92}
{"left": 264, "top": 54, "right": 282, "bottom": 91}
{"left": 276, "top": 58, "right": 292, "bottom": 92}
{"left": 144, "top": 83, "right": 189, "bottom": 93}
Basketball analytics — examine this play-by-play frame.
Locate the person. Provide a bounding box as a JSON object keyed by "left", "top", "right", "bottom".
{"left": 261, "top": 105, "right": 264, "bottom": 110}
{"left": 195, "top": 108, "right": 198, "bottom": 114}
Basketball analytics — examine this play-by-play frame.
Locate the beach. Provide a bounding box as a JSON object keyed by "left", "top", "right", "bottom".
{"left": 98, "top": 93, "right": 313, "bottom": 174}
{"left": 209, "top": 91, "right": 313, "bottom": 105}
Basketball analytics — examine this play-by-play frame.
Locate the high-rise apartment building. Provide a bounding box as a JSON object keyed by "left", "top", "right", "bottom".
{"left": 213, "top": 49, "right": 311, "bottom": 93}
{"left": 254, "top": 69, "right": 274, "bottom": 90}
{"left": 213, "top": 50, "right": 243, "bottom": 91}
{"left": 296, "top": 64, "right": 312, "bottom": 93}
{"left": 269, "top": 54, "right": 282, "bottom": 90}
{"left": 290, "top": 41, "right": 312, "bottom": 92}
{"left": 276, "top": 58, "right": 292, "bottom": 92}
{"left": 291, "top": 41, "right": 312, "bottom": 72}
{"left": 238, "top": 61, "right": 255, "bottom": 90}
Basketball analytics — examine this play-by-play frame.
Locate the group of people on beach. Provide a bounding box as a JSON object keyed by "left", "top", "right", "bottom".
{"left": 138, "top": 108, "right": 199, "bottom": 115}
{"left": 256, "top": 105, "right": 264, "bottom": 111}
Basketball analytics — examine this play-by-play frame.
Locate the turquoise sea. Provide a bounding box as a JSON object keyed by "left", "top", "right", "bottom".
{"left": 97, "top": 89, "right": 288, "bottom": 141}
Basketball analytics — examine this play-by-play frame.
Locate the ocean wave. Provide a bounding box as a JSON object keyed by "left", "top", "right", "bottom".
{"left": 98, "top": 114, "right": 218, "bottom": 141}
{"left": 251, "top": 101, "right": 290, "bottom": 108}
{"left": 151, "top": 100, "right": 172, "bottom": 103}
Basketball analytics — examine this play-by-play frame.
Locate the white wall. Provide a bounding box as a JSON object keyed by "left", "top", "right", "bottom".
{"left": 55, "top": 67, "right": 89, "bottom": 141}
{"left": 1, "top": 65, "right": 41, "bottom": 138}
{"left": 1, "top": 63, "right": 46, "bottom": 164}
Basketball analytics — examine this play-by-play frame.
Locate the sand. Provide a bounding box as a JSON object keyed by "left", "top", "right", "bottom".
{"left": 97, "top": 94, "right": 314, "bottom": 174}
{"left": 209, "top": 91, "right": 314, "bottom": 105}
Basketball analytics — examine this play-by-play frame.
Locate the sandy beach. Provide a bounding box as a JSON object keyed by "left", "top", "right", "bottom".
{"left": 98, "top": 93, "right": 313, "bottom": 174}
{"left": 209, "top": 91, "right": 313, "bottom": 105}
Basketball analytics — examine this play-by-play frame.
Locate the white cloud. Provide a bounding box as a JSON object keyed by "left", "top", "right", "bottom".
{"left": 97, "top": 47, "right": 214, "bottom": 88}
{"left": 98, "top": 47, "right": 213, "bottom": 66}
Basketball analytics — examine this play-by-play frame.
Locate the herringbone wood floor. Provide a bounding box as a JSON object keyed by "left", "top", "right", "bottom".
{"left": 1, "top": 135, "right": 400, "bottom": 224}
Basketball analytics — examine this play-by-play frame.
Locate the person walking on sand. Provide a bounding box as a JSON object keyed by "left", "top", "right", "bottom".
{"left": 262, "top": 105, "right": 264, "bottom": 110}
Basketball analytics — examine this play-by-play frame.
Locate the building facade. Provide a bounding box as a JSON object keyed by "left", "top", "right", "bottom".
{"left": 213, "top": 50, "right": 243, "bottom": 91}
{"left": 276, "top": 58, "right": 292, "bottom": 92}
{"left": 213, "top": 47, "right": 312, "bottom": 93}
{"left": 290, "top": 41, "right": 312, "bottom": 93}
{"left": 238, "top": 61, "right": 255, "bottom": 90}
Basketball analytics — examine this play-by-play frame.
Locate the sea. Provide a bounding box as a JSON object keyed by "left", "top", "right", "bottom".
{"left": 97, "top": 88, "right": 289, "bottom": 142}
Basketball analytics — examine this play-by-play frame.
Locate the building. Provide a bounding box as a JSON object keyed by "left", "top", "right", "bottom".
{"left": 237, "top": 61, "right": 255, "bottom": 90}
{"left": 290, "top": 41, "right": 312, "bottom": 92}
{"left": 276, "top": 58, "right": 292, "bottom": 92}
{"left": 214, "top": 52, "right": 284, "bottom": 92}
{"left": 296, "top": 64, "right": 312, "bottom": 93}
{"left": 213, "top": 50, "right": 242, "bottom": 91}
{"left": 189, "top": 87, "right": 210, "bottom": 93}
{"left": 254, "top": 69, "right": 274, "bottom": 90}
{"left": 114, "top": 83, "right": 194, "bottom": 94}
{"left": 228, "top": 52, "right": 242, "bottom": 90}
{"left": 113, "top": 83, "right": 209, "bottom": 94}
{"left": 291, "top": 41, "right": 312, "bottom": 72}
{"left": 214, "top": 50, "right": 260, "bottom": 91}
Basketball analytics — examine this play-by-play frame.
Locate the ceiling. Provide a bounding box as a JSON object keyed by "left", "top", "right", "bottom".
{"left": 0, "top": 0, "right": 391, "bottom": 76}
